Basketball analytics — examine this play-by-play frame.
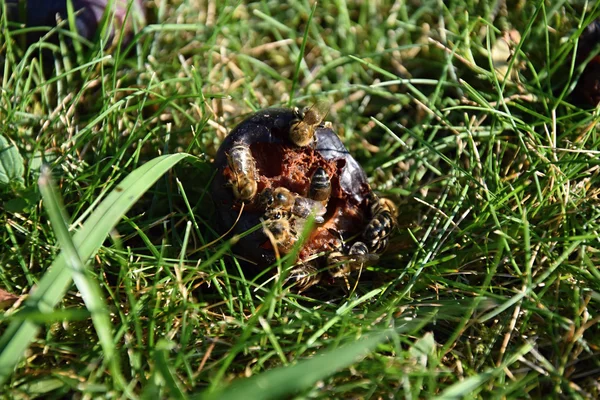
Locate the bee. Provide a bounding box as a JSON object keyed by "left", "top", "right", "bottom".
{"left": 262, "top": 216, "right": 296, "bottom": 254}
{"left": 260, "top": 187, "right": 326, "bottom": 224}
{"left": 226, "top": 142, "right": 258, "bottom": 202}
{"left": 309, "top": 167, "right": 331, "bottom": 203}
{"left": 362, "top": 194, "right": 398, "bottom": 253}
{"left": 287, "top": 262, "right": 321, "bottom": 292}
{"left": 260, "top": 187, "right": 294, "bottom": 212}
{"left": 283, "top": 240, "right": 380, "bottom": 292}
{"left": 289, "top": 101, "right": 331, "bottom": 147}
{"left": 326, "top": 241, "right": 379, "bottom": 279}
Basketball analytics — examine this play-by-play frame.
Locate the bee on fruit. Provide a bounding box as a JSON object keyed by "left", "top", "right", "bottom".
{"left": 362, "top": 194, "right": 398, "bottom": 254}
{"left": 289, "top": 101, "right": 331, "bottom": 147}
{"left": 286, "top": 240, "right": 380, "bottom": 292}
{"left": 262, "top": 216, "right": 297, "bottom": 254}
{"left": 260, "top": 187, "right": 294, "bottom": 212}
{"left": 326, "top": 241, "right": 379, "bottom": 278}
{"left": 260, "top": 187, "right": 326, "bottom": 224}
{"left": 309, "top": 167, "right": 331, "bottom": 203}
{"left": 226, "top": 142, "right": 258, "bottom": 202}
{"left": 287, "top": 262, "right": 321, "bottom": 292}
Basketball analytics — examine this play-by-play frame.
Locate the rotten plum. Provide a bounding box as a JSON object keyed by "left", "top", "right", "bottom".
{"left": 573, "top": 19, "right": 600, "bottom": 106}
{"left": 211, "top": 107, "right": 396, "bottom": 288}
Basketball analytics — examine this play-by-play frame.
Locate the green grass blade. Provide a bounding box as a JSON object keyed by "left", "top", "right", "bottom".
{"left": 436, "top": 343, "right": 533, "bottom": 399}
{"left": 37, "top": 166, "right": 128, "bottom": 392}
{"left": 197, "top": 330, "right": 391, "bottom": 400}
{"left": 0, "top": 153, "right": 194, "bottom": 386}
{"left": 154, "top": 340, "right": 187, "bottom": 400}
{"left": 288, "top": 2, "right": 316, "bottom": 104}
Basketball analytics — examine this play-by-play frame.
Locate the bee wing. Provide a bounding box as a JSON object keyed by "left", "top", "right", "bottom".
{"left": 304, "top": 99, "right": 332, "bottom": 125}
{"left": 312, "top": 99, "right": 332, "bottom": 114}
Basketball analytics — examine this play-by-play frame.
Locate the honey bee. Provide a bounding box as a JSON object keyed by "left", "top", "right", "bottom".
{"left": 226, "top": 142, "right": 258, "bottom": 202}
{"left": 326, "top": 241, "right": 379, "bottom": 279}
{"left": 309, "top": 167, "right": 331, "bottom": 203}
{"left": 283, "top": 240, "right": 379, "bottom": 292}
{"left": 362, "top": 194, "right": 398, "bottom": 253}
{"left": 289, "top": 101, "right": 331, "bottom": 147}
{"left": 260, "top": 187, "right": 326, "bottom": 224}
{"left": 287, "top": 262, "right": 321, "bottom": 292}
{"left": 260, "top": 187, "right": 294, "bottom": 212}
{"left": 262, "top": 216, "right": 296, "bottom": 254}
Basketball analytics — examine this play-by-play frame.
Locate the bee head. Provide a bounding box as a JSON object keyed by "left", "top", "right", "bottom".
{"left": 265, "top": 209, "right": 285, "bottom": 220}
{"left": 259, "top": 188, "right": 274, "bottom": 208}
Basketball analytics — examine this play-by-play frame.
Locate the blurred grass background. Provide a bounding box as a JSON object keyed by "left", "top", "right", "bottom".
{"left": 2, "top": 0, "right": 600, "bottom": 398}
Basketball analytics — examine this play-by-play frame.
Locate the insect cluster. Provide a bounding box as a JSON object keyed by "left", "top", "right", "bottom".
{"left": 212, "top": 106, "right": 397, "bottom": 291}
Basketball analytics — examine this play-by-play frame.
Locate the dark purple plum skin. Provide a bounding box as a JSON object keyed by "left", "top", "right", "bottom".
{"left": 573, "top": 19, "right": 600, "bottom": 106}
{"left": 5, "top": 0, "right": 145, "bottom": 46}
{"left": 212, "top": 108, "right": 370, "bottom": 267}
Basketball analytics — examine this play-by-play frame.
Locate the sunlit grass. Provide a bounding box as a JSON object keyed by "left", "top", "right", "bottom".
{"left": 2, "top": 0, "right": 600, "bottom": 398}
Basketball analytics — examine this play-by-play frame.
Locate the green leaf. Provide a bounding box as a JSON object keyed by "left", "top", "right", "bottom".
{"left": 0, "top": 153, "right": 195, "bottom": 386}
{"left": 196, "top": 330, "right": 391, "bottom": 400}
{"left": 0, "top": 134, "right": 24, "bottom": 187}
{"left": 409, "top": 332, "right": 436, "bottom": 367}
{"left": 3, "top": 186, "right": 41, "bottom": 213}
{"left": 38, "top": 166, "right": 126, "bottom": 389}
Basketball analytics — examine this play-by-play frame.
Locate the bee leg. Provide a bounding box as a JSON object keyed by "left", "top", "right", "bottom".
{"left": 342, "top": 276, "right": 350, "bottom": 291}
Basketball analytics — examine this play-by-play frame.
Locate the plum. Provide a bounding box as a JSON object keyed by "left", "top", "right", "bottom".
{"left": 212, "top": 107, "right": 396, "bottom": 288}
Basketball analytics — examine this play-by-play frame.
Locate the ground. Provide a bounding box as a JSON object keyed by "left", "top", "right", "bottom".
{"left": 1, "top": 0, "right": 600, "bottom": 398}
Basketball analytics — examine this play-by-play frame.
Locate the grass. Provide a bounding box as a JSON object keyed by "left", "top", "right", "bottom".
{"left": 1, "top": 0, "right": 600, "bottom": 398}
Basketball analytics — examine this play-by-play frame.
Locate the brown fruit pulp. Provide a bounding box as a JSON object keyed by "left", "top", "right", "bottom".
{"left": 212, "top": 108, "right": 372, "bottom": 268}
